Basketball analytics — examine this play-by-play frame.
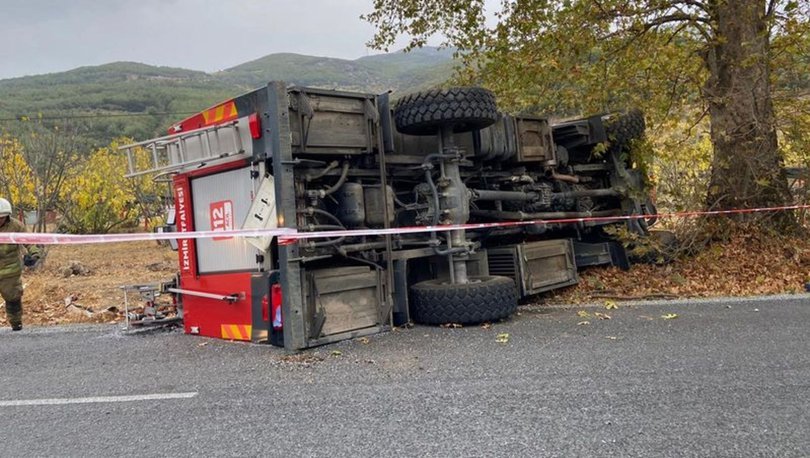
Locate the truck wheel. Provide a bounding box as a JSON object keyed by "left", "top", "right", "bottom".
{"left": 604, "top": 109, "right": 645, "bottom": 154}
{"left": 394, "top": 87, "right": 499, "bottom": 136}
{"left": 410, "top": 275, "right": 517, "bottom": 325}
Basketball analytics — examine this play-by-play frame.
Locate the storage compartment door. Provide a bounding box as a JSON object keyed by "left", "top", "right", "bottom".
{"left": 191, "top": 166, "right": 262, "bottom": 274}
{"left": 306, "top": 266, "right": 382, "bottom": 338}
{"left": 289, "top": 89, "right": 378, "bottom": 155}
{"left": 520, "top": 239, "right": 578, "bottom": 295}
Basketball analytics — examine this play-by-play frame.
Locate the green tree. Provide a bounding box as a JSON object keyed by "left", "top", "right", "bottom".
{"left": 365, "top": 0, "right": 810, "bottom": 225}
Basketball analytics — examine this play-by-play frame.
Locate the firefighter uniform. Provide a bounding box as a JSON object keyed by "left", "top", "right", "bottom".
{"left": 0, "top": 216, "right": 40, "bottom": 330}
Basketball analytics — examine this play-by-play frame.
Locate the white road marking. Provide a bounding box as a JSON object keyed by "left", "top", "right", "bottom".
{"left": 0, "top": 392, "right": 198, "bottom": 407}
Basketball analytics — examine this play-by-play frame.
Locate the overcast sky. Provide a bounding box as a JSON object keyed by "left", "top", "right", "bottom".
{"left": 0, "top": 0, "right": 463, "bottom": 80}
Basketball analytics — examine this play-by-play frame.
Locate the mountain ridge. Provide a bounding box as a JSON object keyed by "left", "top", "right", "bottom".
{"left": 0, "top": 47, "right": 456, "bottom": 145}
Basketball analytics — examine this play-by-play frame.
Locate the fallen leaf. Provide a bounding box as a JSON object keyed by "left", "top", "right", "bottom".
{"left": 604, "top": 300, "right": 618, "bottom": 310}
{"left": 480, "top": 323, "right": 492, "bottom": 330}
{"left": 577, "top": 310, "right": 592, "bottom": 318}
{"left": 357, "top": 337, "right": 370, "bottom": 344}
{"left": 661, "top": 313, "right": 679, "bottom": 320}
{"left": 595, "top": 312, "right": 612, "bottom": 320}
{"left": 670, "top": 273, "right": 687, "bottom": 286}
{"left": 331, "top": 350, "right": 343, "bottom": 356}
{"left": 495, "top": 333, "right": 510, "bottom": 344}
{"left": 577, "top": 321, "right": 591, "bottom": 326}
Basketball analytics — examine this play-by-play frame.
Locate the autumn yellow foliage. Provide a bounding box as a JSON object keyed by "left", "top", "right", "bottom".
{"left": 0, "top": 137, "right": 36, "bottom": 213}
{"left": 58, "top": 140, "right": 166, "bottom": 234}
{"left": 2, "top": 133, "right": 167, "bottom": 234}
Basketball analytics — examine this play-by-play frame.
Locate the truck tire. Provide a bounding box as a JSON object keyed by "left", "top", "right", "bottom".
{"left": 604, "top": 109, "right": 645, "bottom": 154}
{"left": 410, "top": 275, "right": 517, "bottom": 325}
{"left": 394, "top": 87, "right": 499, "bottom": 136}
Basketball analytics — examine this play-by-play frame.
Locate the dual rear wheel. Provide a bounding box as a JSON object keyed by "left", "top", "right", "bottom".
{"left": 395, "top": 88, "right": 517, "bottom": 325}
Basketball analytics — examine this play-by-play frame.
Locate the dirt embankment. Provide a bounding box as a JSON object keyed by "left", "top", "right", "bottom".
{"left": 2, "top": 241, "right": 176, "bottom": 326}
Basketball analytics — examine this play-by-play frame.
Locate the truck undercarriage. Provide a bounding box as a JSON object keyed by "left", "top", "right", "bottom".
{"left": 121, "top": 82, "right": 654, "bottom": 350}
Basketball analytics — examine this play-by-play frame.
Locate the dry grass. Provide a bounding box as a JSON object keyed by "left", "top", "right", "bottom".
{"left": 1, "top": 241, "right": 176, "bottom": 327}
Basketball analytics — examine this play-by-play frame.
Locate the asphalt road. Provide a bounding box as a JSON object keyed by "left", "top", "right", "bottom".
{"left": 1, "top": 295, "right": 809, "bottom": 457}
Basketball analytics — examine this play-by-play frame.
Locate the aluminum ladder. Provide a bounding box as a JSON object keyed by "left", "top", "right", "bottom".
{"left": 119, "top": 121, "right": 246, "bottom": 178}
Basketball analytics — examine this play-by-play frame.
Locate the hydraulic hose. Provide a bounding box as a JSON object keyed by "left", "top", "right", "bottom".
{"left": 312, "top": 237, "right": 346, "bottom": 247}
{"left": 433, "top": 246, "right": 467, "bottom": 256}
{"left": 302, "top": 224, "right": 345, "bottom": 232}
{"left": 303, "top": 224, "right": 346, "bottom": 248}
{"left": 302, "top": 208, "right": 344, "bottom": 227}
{"left": 322, "top": 161, "right": 350, "bottom": 196}
{"left": 305, "top": 160, "right": 339, "bottom": 182}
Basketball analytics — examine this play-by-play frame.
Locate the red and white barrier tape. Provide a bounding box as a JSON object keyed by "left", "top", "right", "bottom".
{"left": 1, "top": 204, "right": 809, "bottom": 245}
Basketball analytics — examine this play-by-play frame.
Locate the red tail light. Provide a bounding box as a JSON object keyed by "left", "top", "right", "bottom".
{"left": 270, "top": 283, "right": 283, "bottom": 330}
{"left": 249, "top": 113, "right": 262, "bottom": 139}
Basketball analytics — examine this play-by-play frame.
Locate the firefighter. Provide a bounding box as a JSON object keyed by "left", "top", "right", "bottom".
{"left": 0, "top": 198, "right": 41, "bottom": 331}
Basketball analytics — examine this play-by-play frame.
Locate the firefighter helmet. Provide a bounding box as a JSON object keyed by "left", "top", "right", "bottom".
{"left": 0, "top": 198, "right": 11, "bottom": 217}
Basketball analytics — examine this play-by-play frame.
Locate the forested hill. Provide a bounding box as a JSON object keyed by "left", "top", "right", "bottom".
{"left": 0, "top": 47, "right": 455, "bottom": 146}
{"left": 217, "top": 46, "right": 454, "bottom": 90}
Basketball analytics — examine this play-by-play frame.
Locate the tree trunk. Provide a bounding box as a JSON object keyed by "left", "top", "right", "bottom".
{"left": 704, "top": 0, "right": 792, "bottom": 225}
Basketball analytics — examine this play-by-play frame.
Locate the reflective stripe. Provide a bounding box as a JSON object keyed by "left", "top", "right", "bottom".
{"left": 202, "top": 101, "right": 238, "bottom": 125}
{"left": 220, "top": 324, "right": 252, "bottom": 341}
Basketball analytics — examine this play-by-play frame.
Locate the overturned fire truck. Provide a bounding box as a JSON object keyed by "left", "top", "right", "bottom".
{"left": 121, "top": 82, "right": 654, "bottom": 350}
